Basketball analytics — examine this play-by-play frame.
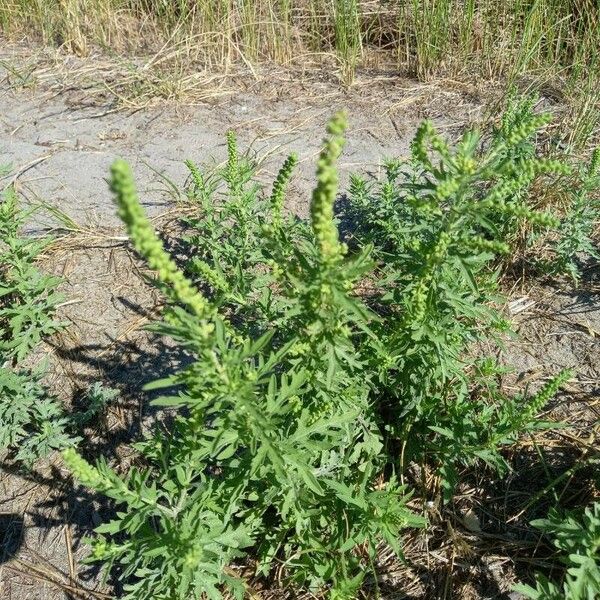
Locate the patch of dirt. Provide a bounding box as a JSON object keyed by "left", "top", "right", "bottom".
{"left": 507, "top": 280, "right": 600, "bottom": 386}
{"left": 1, "top": 43, "right": 491, "bottom": 228}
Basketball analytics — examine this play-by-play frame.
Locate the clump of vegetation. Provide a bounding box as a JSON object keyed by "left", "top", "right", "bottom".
{"left": 546, "top": 148, "right": 600, "bottom": 281}
{"left": 489, "top": 92, "right": 600, "bottom": 280}
{"left": 346, "top": 107, "right": 578, "bottom": 484}
{"left": 0, "top": 182, "right": 118, "bottom": 467}
{"left": 0, "top": 188, "right": 64, "bottom": 363}
{"left": 516, "top": 502, "right": 600, "bottom": 599}
{"left": 64, "top": 115, "right": 426, "bottom": 600}
{"left": 0, "top": 186, "right": 75, "bottom": 466}
{"left": 1, "top": 0, "right": 596, "bottom": 81}
{"left": 58, "top": 107, "right": 599, "bottom": 599}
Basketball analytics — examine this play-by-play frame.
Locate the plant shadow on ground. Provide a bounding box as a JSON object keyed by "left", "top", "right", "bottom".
{"left": 334, "top": 193, "right": 359, "bottom": 243}
{"left": 48, "top": 291, "right": 192, "bottom": 442}
{"left": 0, "top": 460, "right": 116, "bottom": 588}
{"left": 0, "top": 513, "right": 25, "bottom": 563}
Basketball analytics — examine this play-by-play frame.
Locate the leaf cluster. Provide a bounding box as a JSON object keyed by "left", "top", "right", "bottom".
{"left": 0, "top": 188, "right": 64, "bottom": 362}
{"left": 515, "top": 502, "right": 600, "bottom": 600}
{"left": 0, "top": 182, "right": 118, "bottom": 467}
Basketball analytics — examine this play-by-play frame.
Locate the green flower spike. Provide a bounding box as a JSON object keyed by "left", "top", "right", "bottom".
{"left": 311, "top": 111, "right": 347, "bottom": 264}
{"left": 270, "top": 153, "right": 298, "bottom": 229}
{"left": 62, "top": 447, "right": 112, "bottom": 492}
{"left": 522, "top": 369, "right": 572, "bottom": 423}
{"left": 110, "top": 159, "right": 210, "bottom": 321}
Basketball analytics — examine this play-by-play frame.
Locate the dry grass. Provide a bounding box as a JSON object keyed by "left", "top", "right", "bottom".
{"left": 1, "top": 1, "right": 597, "bottom": 78}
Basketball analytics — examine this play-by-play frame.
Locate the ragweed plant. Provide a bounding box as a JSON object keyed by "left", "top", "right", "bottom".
{"left": 546, "top": 147, "right": 600, "bottom": 281}
{"left": 0, "top": 365, "right": 77, "bottom": 468}
{"left": 346, "top": 111, "right": 572, "bottom": 494}
{"left": 0, "top": 183, "right": 118, "bottom": 467}
{"left": 181, "top": 138, "right": 272, "bottom": 326}
{"left": 0, "top": 187, "right": 64, "bottom": 363}
{"left": 270, "top": 152, "right": 298, "bottom": 230}
{"left": 63, "top": 109, "right": 575, "bottom": 598}
{"left": 515, "top": 502, "right": 600, "bottom": 600}
{"left": 491, "top": 92, "right": 600, "bottom": 281}
{"left": 111, "top": 159, "right": 211, "bottom": 321}
{"left": 64, "top": 116, "right": 424, "bottom": 600}
{"left": 311, "top": 112, "right": 347, "bottom": 264}
{"left": 0, "top": 185, "right": 74, "bottom": 466}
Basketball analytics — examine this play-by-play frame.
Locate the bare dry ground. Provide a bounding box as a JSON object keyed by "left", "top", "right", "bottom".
{"left": 0, "top": 43, "right": 598, "bottom": 600}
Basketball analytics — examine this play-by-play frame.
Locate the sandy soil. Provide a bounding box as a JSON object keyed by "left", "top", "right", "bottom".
{"left": 1, "top": 62, "right": 487, "bottom": 227}
{"left": 0, "top": 49, "right": 598, "bottom": 600}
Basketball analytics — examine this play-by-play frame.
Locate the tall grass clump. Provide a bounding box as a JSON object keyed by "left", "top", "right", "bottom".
{"left": 1, "top": 1, "right": 598, "bottom": 88}
{"left": 58, "top": 106, "right": 596, "bottom": 598}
